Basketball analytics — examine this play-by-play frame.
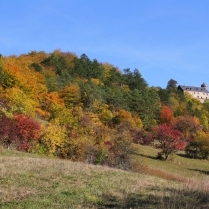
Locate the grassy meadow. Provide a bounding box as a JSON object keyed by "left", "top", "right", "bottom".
{"left": 0, "top": 145, "right": 208, "bottom": 209}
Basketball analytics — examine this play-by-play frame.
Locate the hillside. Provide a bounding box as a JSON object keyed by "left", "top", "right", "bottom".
{"left": 0, "top": 146, "right": 209, "bottom": 209}
{"left": 0, "top": 50, "right": 209, "bottom": 208}
{"left": 0, "top": 50, "right": 208, "bottom": 165}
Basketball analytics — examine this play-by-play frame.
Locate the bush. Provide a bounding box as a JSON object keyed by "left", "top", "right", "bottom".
{"left": 106, "top": 130, "right": 136, "bottom": 170}
{"left": 130, "top": 129, "right": 153, "bottom": 145}
{"left": 0, "top": 113, "right": 41, "bottom": 151}
{"left": 153, "top": 124, "right": 186, "bottom": 160}
{"left": 186, "top": 131, "right": 209, "bottom": 159}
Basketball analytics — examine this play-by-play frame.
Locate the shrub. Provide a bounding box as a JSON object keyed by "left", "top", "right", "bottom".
{"left": 186, "top": 131, "right": 209, "bottom": 159}
{"left": 14, "top": 114, "right": 41, "bottom": 151}
{"left": 153, "top": 124, "right": 186, "bottom": 160}
{"left": 0, "top": 113, "right": 18, "bottom": 149}
{"left": 0, "top": 113, "right": 41, "bottom": 151}
{"left": 130, "top": 129, "right": 153, "bottom": 145}
{"left": 106, "top": 130, "right": 136, "bottom": 169}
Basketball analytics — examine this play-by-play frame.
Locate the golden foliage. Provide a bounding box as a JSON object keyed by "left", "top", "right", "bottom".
{"left": 116, "top": 109, "right": 143, "bottom": 128}
{"left": 5, "top": 87, "right": 37, "bottom": 116}
{"left": 40, "top": 124, "right": 66, "bottom": 155}
{"left": 59, "top": 83, "right": 81, "bottom": 108}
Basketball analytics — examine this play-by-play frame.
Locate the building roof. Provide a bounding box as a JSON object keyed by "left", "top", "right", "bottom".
{"left": 178, "top": 85, "right": 209, "bottom": 93}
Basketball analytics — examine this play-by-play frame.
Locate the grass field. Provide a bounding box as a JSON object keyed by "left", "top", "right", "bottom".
{"left": 0, "top": 145, "right": 208, "bottom": 209}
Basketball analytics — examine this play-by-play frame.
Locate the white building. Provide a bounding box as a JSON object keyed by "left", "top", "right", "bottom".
{"left": 178, "top": 83, "right": 209, "bottom": 103}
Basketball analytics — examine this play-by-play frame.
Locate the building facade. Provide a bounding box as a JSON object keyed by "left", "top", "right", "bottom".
{"left": 178, "top": 83, "right": 209, "bottom": 103}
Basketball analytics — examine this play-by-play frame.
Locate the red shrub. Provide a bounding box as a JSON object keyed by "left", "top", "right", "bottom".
{"left": 153, "top": 124, "right": 186, "bottom": 160}
{"left": 0, "top": 113, "right": 18, "bottom": 148}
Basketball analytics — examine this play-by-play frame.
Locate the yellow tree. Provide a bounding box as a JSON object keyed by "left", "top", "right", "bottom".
{"left": 186, "top": 131, "right": 209, "bottom": 159}
{"left": 5, "top": 87, "right": 37, "bottom": 116}
{"left": 115, "top": 109, "right": 143, "bottom": 129}
{"left": 59, "top": 83, "right": 81, "bottom": 108}
{"left": 38, "top": 123, "right": 66, "bottom": 156}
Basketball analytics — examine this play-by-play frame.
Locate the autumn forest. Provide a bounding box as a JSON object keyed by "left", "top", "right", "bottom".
{"left": 0, "top": 50, "right": 208, "bottom": 169}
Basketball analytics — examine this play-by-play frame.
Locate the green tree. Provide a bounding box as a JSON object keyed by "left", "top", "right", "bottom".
{"left": 126, "top": 88, "right": 161, "bottom": 129}
{"left": 166, "top": 79, "right": 178, "bottom": 91}
{"left": 70, "top": 54, "right": 104, "bottom": 79}
{"left": 123, "top": 68, "right": 147, "bottom": 91}
{"left": 0, "top": 66, "right": 17, "bottom": 89}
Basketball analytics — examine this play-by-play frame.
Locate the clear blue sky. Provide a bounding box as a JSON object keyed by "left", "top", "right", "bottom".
{"left": 1, "top": 0, "right": 209, "bottom": 88}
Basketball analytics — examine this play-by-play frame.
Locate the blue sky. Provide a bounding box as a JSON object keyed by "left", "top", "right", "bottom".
{"left": 1, "top": 0, "right": 209, "bottom": 88}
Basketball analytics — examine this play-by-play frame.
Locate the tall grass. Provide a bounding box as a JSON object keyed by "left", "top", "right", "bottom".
{"left": 0, "top": 145, "right": 208, "bottom": 208}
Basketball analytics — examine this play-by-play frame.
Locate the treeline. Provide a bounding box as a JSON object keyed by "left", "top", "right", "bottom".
{"left": 0, "top": 50, "right": 208, "bottom": 169}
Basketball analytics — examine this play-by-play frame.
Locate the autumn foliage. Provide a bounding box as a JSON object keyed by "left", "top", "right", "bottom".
{"left": 0, "top": 113, "right": 40, "bottom": 151}
{"left": 0, "top": 50, "right": 208, "bottom": 171}
{"left": 153, "top": 124, "right": 186, "bottom": 160}
{"left": 160, "top": 105, "right": 174, "bottom": 124}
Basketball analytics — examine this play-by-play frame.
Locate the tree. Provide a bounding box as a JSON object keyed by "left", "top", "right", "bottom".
{"left": 166, "top": 79, "right": 177, "bottom": 91}
{"left": 123, "top": 68, "right": 147, "bottom": 91}
{"left": 126, "top": 88, "right": 161, "bottom": 129}
{"left": 107, "top": 130, "right": 136, "bottom": 169}
{"left": 186, "top": 131, "right": 209, "bottom": 159}
{"left": 172, "top": 116, "right": 200, "bottom": 142}
{"left": 5, "top": 87, "right": 37, "bottom": 116}
{"left": 153, "top": 124, "right": 185, "bottom": 160}
{"left": 69, "top": 54, "right": 104, "bottom": 79}
{"left": 0, "top": 66, "right": 17, "bottom": 89}
{"left": 102, "top": 63, "right": 122, "bottom": 87}
{"left": 158, "top": 88, "right": 170, "bottom": 105}
{"left": 59, "top": 83, "right": 81, "bottom": 108}
{"left": 160, "top": 105, "right": 174, "bottom": 124}
{"left": 114, "top": 109, "right": 143, "bottom": 129}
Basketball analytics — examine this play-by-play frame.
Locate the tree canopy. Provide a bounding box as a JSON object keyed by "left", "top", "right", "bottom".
{"left": 0, "top": 50, "right": 208, "bottom": 164}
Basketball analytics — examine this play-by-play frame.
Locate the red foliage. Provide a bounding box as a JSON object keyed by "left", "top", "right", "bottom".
{"left": 130, "top": 129, "right": 154, "bottom": 145}
{"left": 153, "top": 124, "right": 186, "bottom": 160}
{"left": 15, "top": 114, "right": 40, "bottom": 139}
{"left": 0, "top": 113, "right": 18, "bottom": 148}
{"left": 172, "top": 116, "right": 200, "bottom": 133}
{"left": 14, "top": 114, "right": 41, "bottom": 151}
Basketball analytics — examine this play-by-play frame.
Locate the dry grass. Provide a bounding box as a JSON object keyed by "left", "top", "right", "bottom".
{"left": 0, "top": 145, "right": 209, "bottom": 208}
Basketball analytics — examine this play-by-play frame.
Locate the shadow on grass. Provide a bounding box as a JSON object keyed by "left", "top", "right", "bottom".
{"left": 136, "top": 153, "right": 158, "bottom": 160}
{"left": 189, "top": 168, "right": 209, "bottom": 175}
{"left": 97, "top": 187, "right": 209, "bottom": 209}
{"left": 98, "top": 193, "right": 159, "bottom": 209}
{"left": 177, "top": 153, "right": 208, "bottom": 160}
{"left": 176, "top": 153, "right": 192, "bottom": 159}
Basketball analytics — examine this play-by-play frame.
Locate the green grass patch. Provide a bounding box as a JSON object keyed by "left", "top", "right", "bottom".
{"left": 0, "top": 145, "right": 208, "bottom": 208}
